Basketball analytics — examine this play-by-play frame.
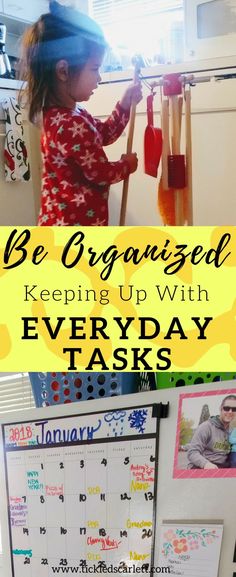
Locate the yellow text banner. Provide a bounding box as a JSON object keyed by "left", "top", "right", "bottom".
{"left": 0, "top": 226, "right": 235, "bottom": 371}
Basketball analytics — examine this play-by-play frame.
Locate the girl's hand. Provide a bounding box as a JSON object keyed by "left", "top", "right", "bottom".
{"left": 120, "top": 81, "right": 143, "bottom": 111}
{"left": 121, "top": 152, "right": 138, "bottom": 173}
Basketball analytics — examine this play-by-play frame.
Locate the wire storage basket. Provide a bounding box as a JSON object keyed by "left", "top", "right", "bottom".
{"left": 155, "top": 372, "right": 236, "bottom": 389}
{"left": 29, "top": 372, "right": 156, "bottom": 408}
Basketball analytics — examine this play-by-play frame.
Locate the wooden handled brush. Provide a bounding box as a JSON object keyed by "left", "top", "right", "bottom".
{"left": 158, "top": 74, "right": 186, "bottom": 226}
{"left": 119, "top": 57, "right": 142, "bottom": 226}
{"left": 185, "top": 88, "right": 193, "bottom": 225}
{"left": 170, "top": 94, "right": 185, "bottom": 225}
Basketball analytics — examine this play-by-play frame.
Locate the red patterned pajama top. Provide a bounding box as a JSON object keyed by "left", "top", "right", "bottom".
{"left": 38, "top": 102, "right": 130, "bottom": 226}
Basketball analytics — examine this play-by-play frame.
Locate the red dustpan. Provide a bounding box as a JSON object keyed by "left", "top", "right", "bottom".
{"left": 144, "top": 94, "right": 163, "bottom": 177}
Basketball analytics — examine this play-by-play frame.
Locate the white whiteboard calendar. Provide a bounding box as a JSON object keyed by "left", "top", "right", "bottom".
{"left": 1, "top": 403, "right": 162, "bottom": 577}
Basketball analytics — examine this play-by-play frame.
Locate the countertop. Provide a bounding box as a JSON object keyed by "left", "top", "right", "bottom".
{"left": 0, "top": 55, "right": 235, "bottom": 91}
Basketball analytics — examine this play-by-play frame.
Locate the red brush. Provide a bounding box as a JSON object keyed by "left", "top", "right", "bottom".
{"left": 163, "top": 74, "right": 186, "bottom": 225}
{"left": 144, "top": 93, "right": 162, "bottom": 178}
{"left": 168, "top": 154, "right": 186, "bottom": 188}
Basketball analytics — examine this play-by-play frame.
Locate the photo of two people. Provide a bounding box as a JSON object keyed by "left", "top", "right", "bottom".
{"left": 174, "top": 389, "right": 236, "bottom": 478}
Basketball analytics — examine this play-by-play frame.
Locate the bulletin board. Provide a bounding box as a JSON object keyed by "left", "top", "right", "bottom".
{"left": 0, "top": 402, "right": 164, "bottom": 577}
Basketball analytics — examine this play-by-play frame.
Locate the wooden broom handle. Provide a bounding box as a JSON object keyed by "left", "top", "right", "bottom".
{"left": 185, "top": 89, "right": 193, "bottom": 225}
{"left": 171, "top": 95, "right": 180, "bottom": 155}
{"left": 161, "top": 99, "right": 170, "bottom": 191}
{"left": 171, "top": 95, "right": 184, "bottom": 226}
{"left": 119, "top": 65, "right": 140, "bottom": 226}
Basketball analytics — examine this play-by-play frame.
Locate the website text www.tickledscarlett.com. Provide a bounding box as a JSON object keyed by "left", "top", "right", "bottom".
{"left": 51, "top": 566, "right": 170, "bottom": 574}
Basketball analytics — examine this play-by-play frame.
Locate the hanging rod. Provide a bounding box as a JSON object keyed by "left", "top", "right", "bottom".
{"left": 101, "top": 62, "right": 236, "bottom": 86}
{"left": 147, "top": 72, "right": 236, "bottom": 89}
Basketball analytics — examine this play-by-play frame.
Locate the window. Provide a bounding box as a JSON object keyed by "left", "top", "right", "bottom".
{"left": 0, "top": 373, "right": 35, "bottom": 555}
{"left": 90, "top": 0, "right": 184, "bottom": 70}
{"left": 0, "top": 373, "right": 35, "bottom": 414}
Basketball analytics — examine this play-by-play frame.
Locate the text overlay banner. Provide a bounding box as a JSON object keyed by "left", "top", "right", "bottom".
{"left": 0, "top": 226, "right": 235, "bottom": 371}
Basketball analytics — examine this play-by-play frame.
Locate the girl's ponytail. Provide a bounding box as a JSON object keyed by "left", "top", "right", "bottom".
{"left": 19, "top": 15, "right": 56, "bottom": 124}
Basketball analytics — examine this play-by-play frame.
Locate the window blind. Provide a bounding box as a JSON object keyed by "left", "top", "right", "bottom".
{"left": 91, "top": 0, "right": 183, "bottom": 26}
{"left": 0, "top": 373, "right": 35, "bottom": 414}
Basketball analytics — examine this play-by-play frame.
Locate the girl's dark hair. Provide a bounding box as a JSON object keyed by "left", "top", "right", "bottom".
{"left": 19, "top": 1, "right": 106, "bottom": 123}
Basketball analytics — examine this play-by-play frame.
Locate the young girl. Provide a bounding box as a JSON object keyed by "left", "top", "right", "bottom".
{"left": 20, "top": 0, "right": 142, "bottom": 226}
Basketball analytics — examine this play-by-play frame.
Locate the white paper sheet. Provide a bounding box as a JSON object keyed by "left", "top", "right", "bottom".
{"left": 157, "top": 522, "right": 223, "bottom": 577}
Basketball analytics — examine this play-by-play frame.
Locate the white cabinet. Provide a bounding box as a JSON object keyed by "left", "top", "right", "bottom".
{"left": 2, "top": 0, "right": 89, "bottom": 22}
{"left": 2, "top": 0, "right": 49, "bottom": 22}
{"left": 60, "top": 0, "right": 89, "bottom": 10}
{"left": 74, "top": 0, "right": 89, "bottom": 12}
{"left": 1, "top": 0, "right": 88, "bottom": 23}
{"left": 184, "top": 0, "right": 236, "bottom": 61}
